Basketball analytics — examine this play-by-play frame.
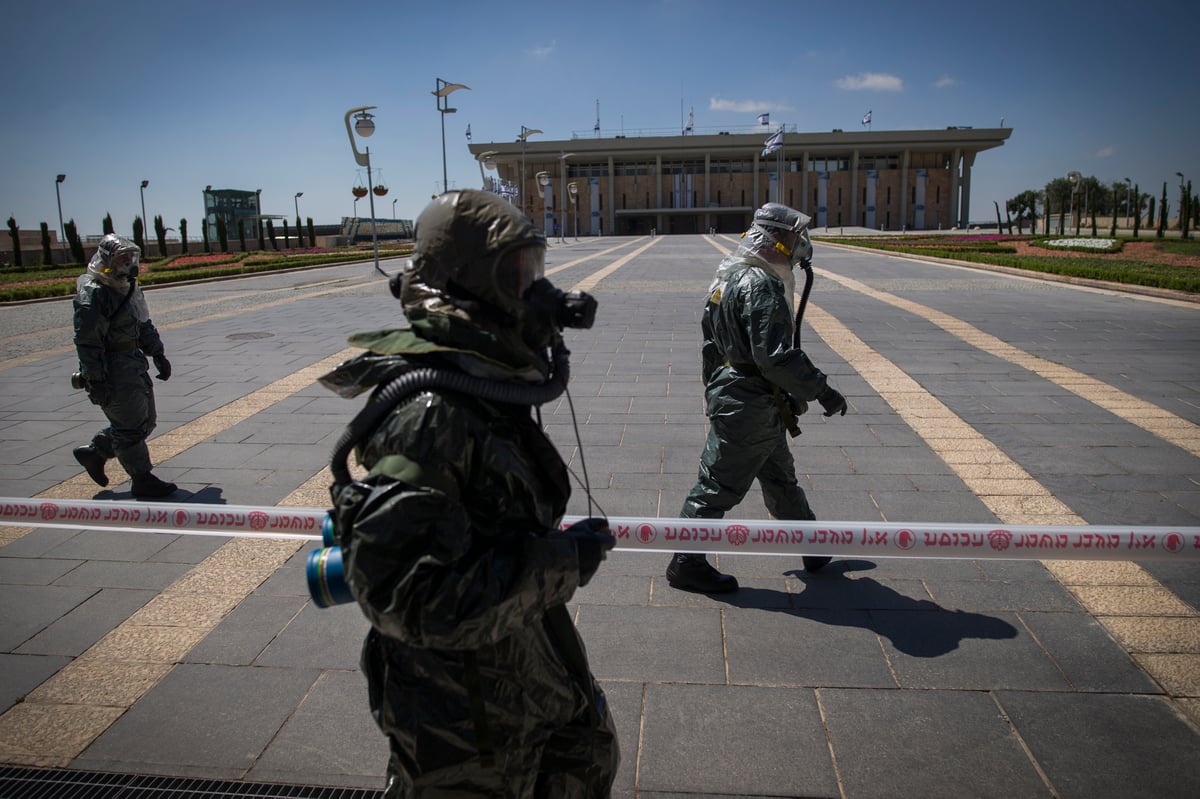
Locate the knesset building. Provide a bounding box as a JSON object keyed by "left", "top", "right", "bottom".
{"left": 469, "top": 125, "right": 1011, "bottom": 236}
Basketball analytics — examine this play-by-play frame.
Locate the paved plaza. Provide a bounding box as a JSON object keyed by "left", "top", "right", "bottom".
{"left": 1, "top": 234, "right": 1199, "bottom": 797}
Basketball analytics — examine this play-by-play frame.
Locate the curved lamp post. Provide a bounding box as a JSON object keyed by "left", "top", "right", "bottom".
{"left": 345, "top": 106, "right": 384, "bottom": 275}
{"left": 433, "top": 78, "right": 469, "bottom": 195}
{"left": 139, "top": 180, "right": 150, "bottom": 254}
{"left": 536, "top": 172, "right": 551, "bottom": 235}
{"left": 558, "top": 153, "right": 575, "bottom": 242}
{"left": 568, "top": 181, "right": 579, "bottom": 240}
{"left": 476, "top": 150, "right": 499, "bottom": 190}
{"left": 294, "top": 192, "right": 304, "bottom": 246}
{"left": 518, "top": 126, "right": 542, "bottom": 216}
{"left": 55, "top": 174, "right": 66, "bottom": 248}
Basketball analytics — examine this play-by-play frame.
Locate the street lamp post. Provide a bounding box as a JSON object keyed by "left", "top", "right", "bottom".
{"left": 294, "top": 192, "right": 303, "bottom": 247}
{"left": 392, "top": 198, "right": 397, "bottom": 219}
{"left": 518, "top": 126, "right": 542, "bottom": 218}
{"left": 568, "top": 181, "right": 578, "bottom": 240}
{"left": 476, "top": 150, "right": 498, "bottom": 190}
{"left": 345, "top": 106, "right": 385, "bottom": 275}
{"left": 55, "top": 174, "right": 66, "bottom": 249}
{"left": 558, "top": 153, "right": 575, "bottom": 243}
{"left": 433, "top": 78, "right": 469, "bottom": 195}
{"left": 140, "top": 180, "right": 150, "bottom": 254}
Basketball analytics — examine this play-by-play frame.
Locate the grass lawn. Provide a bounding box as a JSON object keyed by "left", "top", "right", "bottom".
{"left": 817, "top": 234, "right": 1200, "bottom": 294}
{"left": 0, "top": 245, "right": 412, "bottom": 303}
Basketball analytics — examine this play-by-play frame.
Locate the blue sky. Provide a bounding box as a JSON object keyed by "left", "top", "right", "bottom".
{"left": 2, "top": 0, "right": 1196, "bottom": 240}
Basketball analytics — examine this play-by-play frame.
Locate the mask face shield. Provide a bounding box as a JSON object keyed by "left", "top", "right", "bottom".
{"left": 103, "top": 249, "right": 140, "bottom": 277}
{"left": 494, "top": 244, "right": 545, "bottom": 304}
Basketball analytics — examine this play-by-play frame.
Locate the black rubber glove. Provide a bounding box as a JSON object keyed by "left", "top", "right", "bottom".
{"left": 560, "top": 517, "right": 616, "bottom": 587}
{"left": 86, "top": 381, "right": 112, "bottom": 407}
{"left": 818, "top": 386, "right": 847, "bottom": 417}
{"left": 153, "top": 354, "right": 171, "bottom": 381}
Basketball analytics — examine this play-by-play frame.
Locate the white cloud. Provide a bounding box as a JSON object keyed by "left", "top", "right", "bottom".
{"left": 934, "top": 75, "right": 958, "bottom": 89}
{"left": 708, "top": 97, "right": 790, "bottom": 113}
{"left": 834, "top": 72, "right": 904, "bottom": 91}
{"left": 526, "top": 40, "right": 556, "bottom": 58}
{"left": 1094, "top": 145, "right": 1117, "bottom": 158}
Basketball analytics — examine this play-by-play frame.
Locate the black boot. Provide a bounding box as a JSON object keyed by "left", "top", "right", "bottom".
{"left": 73, "top": 445, "right": 109, "bottom": 487}
{"left": 131, "top": 472, "right": 178, "bottom": 499}
{"left": 803, "top": 556, "right": 832, "bottom": 573}
{"left": 666, "top": 554, "right": 739, "bottom": 593}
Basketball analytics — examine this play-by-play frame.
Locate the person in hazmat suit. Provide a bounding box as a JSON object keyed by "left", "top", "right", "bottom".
{"left": 319, "top": 189, "right": 619, "bottom": 797}
{"left": 666, "top": 203, "right": 848, "bottom": 593}
{"left": 72, "top": 234, "right": 177, "bottom": 498}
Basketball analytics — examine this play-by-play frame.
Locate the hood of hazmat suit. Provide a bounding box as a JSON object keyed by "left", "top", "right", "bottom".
{"left": 699, "top": 203, "right": 828, "bottom": 426}
{"left": 318, "top": 189, "right": 618, "bottom": 796}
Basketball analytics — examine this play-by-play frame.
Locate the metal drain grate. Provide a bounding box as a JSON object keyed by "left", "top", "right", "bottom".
{"left": 0, "top": 767, "right": 383, "bottom": 799}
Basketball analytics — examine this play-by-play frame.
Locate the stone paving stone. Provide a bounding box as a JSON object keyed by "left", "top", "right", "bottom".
{"left": 723, "top": 605, "right": 897, "bottom": 687}
{"left": 923, "top": 577, "right": 1081, "bottom": 613}
{"left": 247, "top": 669, "right": 387, "bottom": 789}
{"left": 254, "top": 602, "right": 369, "bottom": 670}
{"left": 183, "top": 595, "right": 308, "bottom": 666}
{"left": 638, "top": 683, "right": 838, "bottom": 797}
{"left": 597, "top": 679, "right": 643, "bottom": 798}
{"left": 820, "top": 688, "right": 1049, "bottom": 799}
{"left": 872, "top": 609, "right": 1069, "bottom": 690}
{"left": 997, "top": 691, "right": 1200, "bottom": 798}
{"left": 0, "top": 584, "right": 96, "bottom": 651}
{"left": 0, "top": 653, "right": 71, "bottom": 714}
{"left": 72, "top": 663, "right": 320, "bottom": 779}
{"left": 16, "top": 587, "right": 156, "bottom": 657}
{"left": 50, "top": 560, "right": 191, "bottom": 591}
{"left": 1019, "top": 612, "right": 1161, "bottom": 693}
{"left": 576, "top": 604, "right": 726, "bottom": 684}
{"left": 41, "top": 530, "right": 174, "bottom": 563}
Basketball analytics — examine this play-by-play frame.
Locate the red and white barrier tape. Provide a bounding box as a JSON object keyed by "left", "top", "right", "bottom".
{"left": 2, "top": 497, "right": 1199, "bottom": 561}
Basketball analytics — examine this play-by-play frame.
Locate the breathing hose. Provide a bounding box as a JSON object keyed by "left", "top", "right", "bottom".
{"left": 329, "top": 344, "right": 571, "bottom": 487}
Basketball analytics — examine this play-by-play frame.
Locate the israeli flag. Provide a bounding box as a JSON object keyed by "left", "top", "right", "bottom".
{"left": 862, "top": 110, "right": 872, "bottom": 126}
{"left": 761, "top": 129, "right": 783, "bottom": 157}
{"left": 758, "top": 113, "right": 769, "bottom": 126}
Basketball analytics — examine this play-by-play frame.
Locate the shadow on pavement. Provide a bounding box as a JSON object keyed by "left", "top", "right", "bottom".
{"left": 714, "top": 559, "right": 1018, "bottom": 657}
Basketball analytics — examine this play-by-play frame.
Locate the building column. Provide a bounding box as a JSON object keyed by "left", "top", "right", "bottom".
{"left": 949, "top": 148, "right": 962, "bottom": 229}
{"left": 655, "top": 154, "right": 663, "bottom": 233}
{"left": 607, "top": 155, "right": 615, "bottom": 236}
{"left": 850, "top": 150, "right": 860, "bottom": 227}
{"left": 900, "top": 149, "right": 910, "bottom": 231}
{"left": 801, "top": 152, "right": 810, "bottom": 218}
{"left": 959, "top": 151, "right": 976, "bottom": 228}
{"left": 704, "top": 153, "right": 712, "bottom": 232}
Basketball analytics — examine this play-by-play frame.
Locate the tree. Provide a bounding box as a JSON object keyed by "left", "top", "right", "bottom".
{"left": 40, "top": 223, "right": 53, "bottom": 266}
{"left": 202, "top": 219, "right": 211, "bottom": 254}
{"left": 237, "top": 218, "right": 247, "bottom": 252}
{"left": 267, "top": 219, "right": 278, "bottom": 250}
{"left": 180, "top": 218, "right": 189, "bottom": 255}
{"left": 257, "top": 219, "right": 265, "bottom": 251}
{"left": 282, "top": 219, "right": 290, "bottom": 249}
{"left": 7, "top": 216, "right": 22, "bottom": 268}
{"left": 154, "top": 214, "right": 167, "bottom": 258}
{"left": 306, "top": 217, "right": 315, "bottom": 247}
{"left": 1157, "top": 183, "right": 1168, "bottom": 238}
{"left": 1183, "top": 180, "right": 1193, "bottom": 239}
{"left": 103, "top": 213, "right": 114, "bottom": 235}
{"left": 1132, "top": 184, "right": 1141, "bottom": 237}
{"left": 296, "top": 215, "right": 304, "bottom": 247}
{"left": 133, "top": 216, "right": 145, "bottom": 252}
{"left": 217, "top": 214, "right": 229, "bottom": 253}
{"left": 65, "top": 219, "right": 85, "bottom": 263}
